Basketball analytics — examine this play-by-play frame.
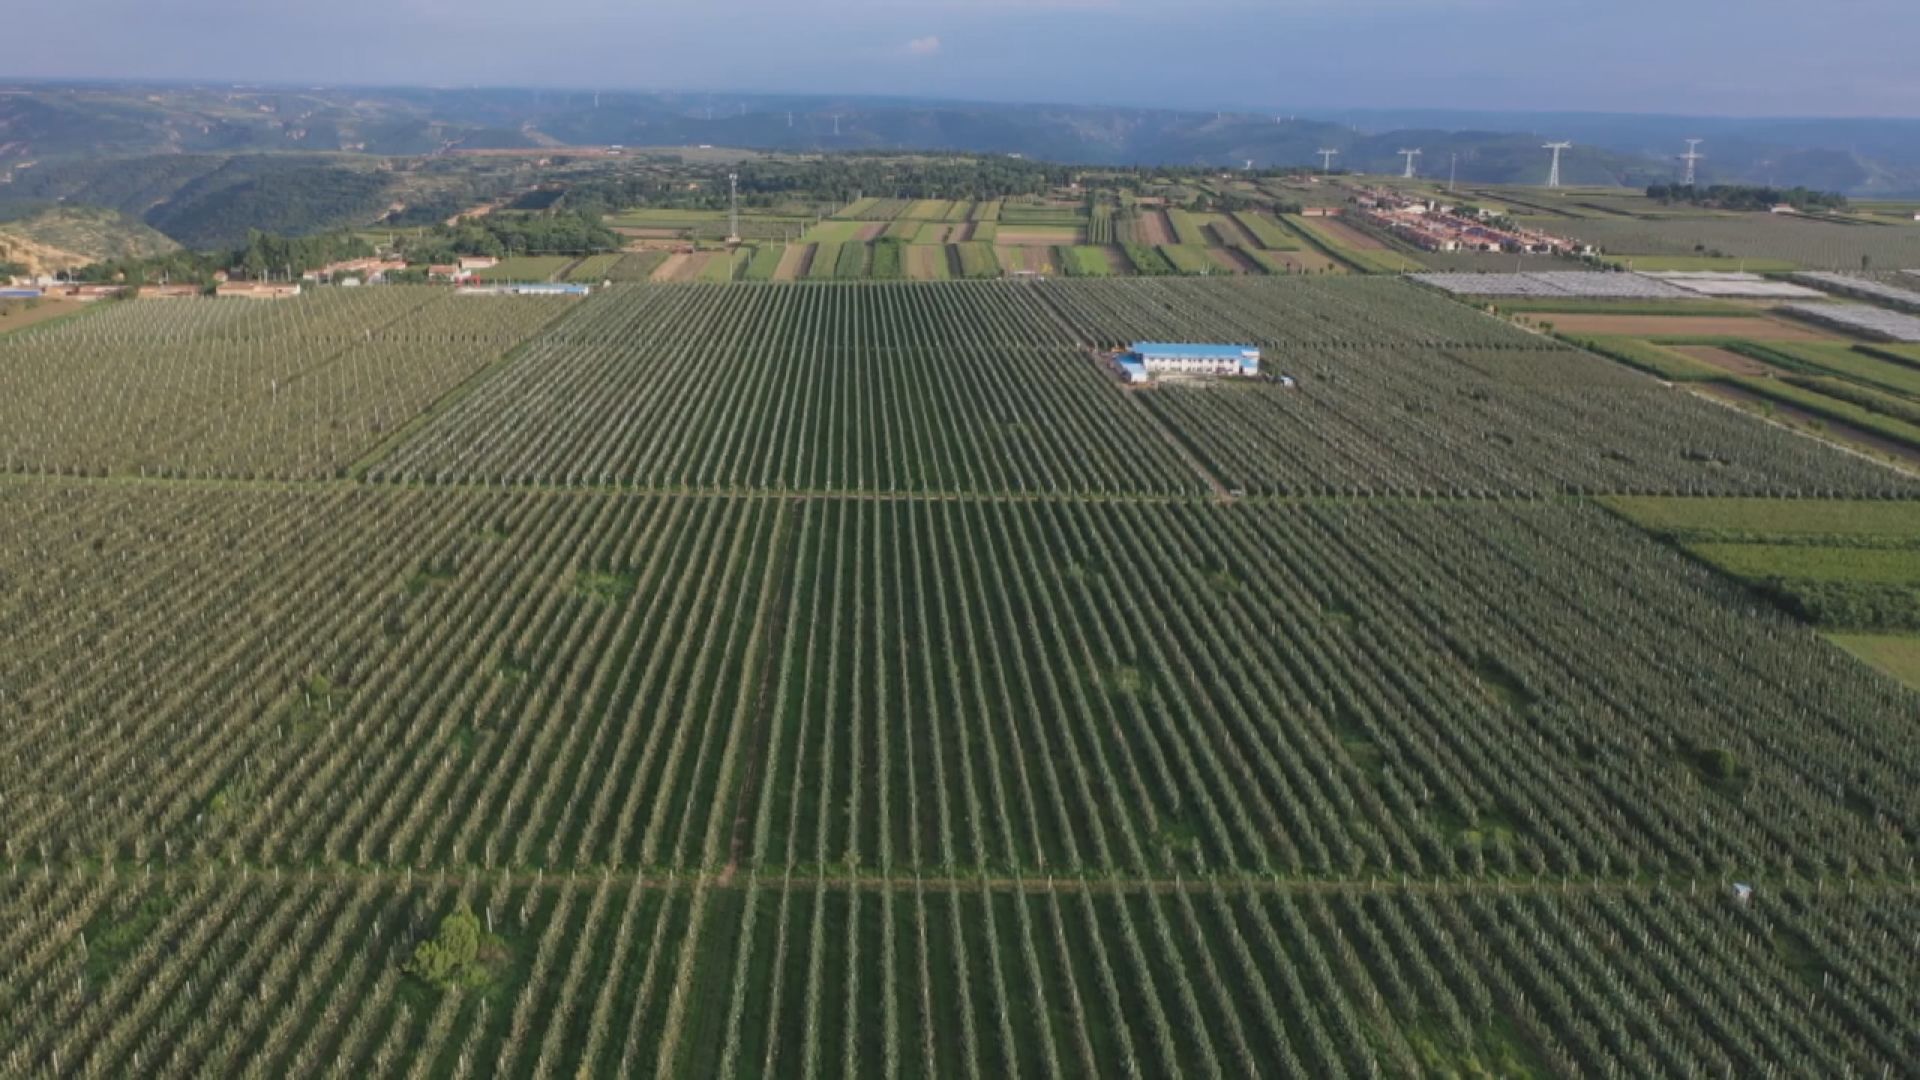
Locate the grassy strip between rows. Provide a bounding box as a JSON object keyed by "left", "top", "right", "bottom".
{"left": 1566, "top": 336, "right": 1725, "bottom": 382}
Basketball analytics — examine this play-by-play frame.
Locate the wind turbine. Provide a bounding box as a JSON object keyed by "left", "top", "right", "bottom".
{"left": 1543, "top": 141, "right": 1572, "bottom": 188}
{"left": 1398, "top": 149, "right": 1422, "bottom": 179}
{"left": 1317, "top": 148, "right": 1339, "bottom": 172}
{"left": 1679, "top": 139, "right": 1705, "bottom": 186}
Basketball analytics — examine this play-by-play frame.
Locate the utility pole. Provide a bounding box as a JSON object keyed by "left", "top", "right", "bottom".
{"left": 727, "top": 173, "right": 741, "bottom": 245}
{"left": 1543, "top": 142, "right": 1572, "bottom": 189}
{"left": 1679, "top": 139, "right": 1705, "bottom": 186}
{"left": 1448, "top": 153, "right": 1458, "bottom": 192}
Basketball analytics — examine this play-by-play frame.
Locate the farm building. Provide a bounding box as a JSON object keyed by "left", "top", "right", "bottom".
{"left": 1127, "top": 342, "right": 1261, "bottom": 379}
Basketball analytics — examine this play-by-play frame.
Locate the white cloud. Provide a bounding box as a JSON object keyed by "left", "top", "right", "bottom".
{"left": 904, "top": 35, "right": 943, "bottom": 57}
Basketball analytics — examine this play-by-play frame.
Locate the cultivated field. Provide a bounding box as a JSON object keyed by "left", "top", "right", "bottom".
{"left": 0, "top": 288, "right": 576, "bottom": 479}
{"left": 2, "top": 276, "right": 1916, "bottom": 1078}
{"left": 1528, "top": 214, "right": 1920, "bottom": 269}
{"left": 1537, "top": 314, "right": 1837, "bottom": 340}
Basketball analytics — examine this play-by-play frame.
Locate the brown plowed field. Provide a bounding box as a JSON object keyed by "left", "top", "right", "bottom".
{"left": 1134, "top": 210, "right": 1175, "bottom": 245}
{"left": 649, "top": 253, "right": 690, "bottom": 282}
{"left": 996, "top": 227, "right": 1081, "bottom": 246}
{"left": 996, "top": 247, "right": 1056, "bottom": 275}
{"left": 1205, "top": 218, "right": 1257, "bottom": 248}
{"left": 1208, "top": 248, "right": 1261, "bottom": 275}
{"left": 1673, "top": 346, "right": 1777, "bottom": 376}
{"left": 1311, "top": 218, "right": 1389, "bottom": 251}
{"left": 0, "top": 299, "right": 82, "bottom": 336}
{"left": 905, "top": 245, "right": 951, "bottom": 280}
{"left": 773, "top": 244, "right": 815, "bottom": 282}
{"left": 1542, "top": 315, "right": 1837, "bottom": 341}
{"left": 854, "top": 223, "right": 888, "bottom": 242}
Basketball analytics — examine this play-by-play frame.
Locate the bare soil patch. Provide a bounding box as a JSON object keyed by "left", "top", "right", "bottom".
{"left": 905, "top": 245, "right": 949, "bottom": 280}
{"left": 1206, "top": 218, "right": 1257, "bottom": 248}
{"left": 1312, "top": 218, "right": 1389, "bottom": 251}
{"left": 1207, "top": 248, "right": 1260, "bottom": 275}
{"left": 650, "top": 253, "right": 691, "bottom": 282}
{"left": 1543, "top": 314, "right": 1837, "bottom": 340}
{"left": 1673, "top": 345, "right": 1777, "bottom": 377}
{"left": 996, "top": 246, "right": 1055, "bottom": 275}
{"left": 854, "top": 222, "right": 888, "bottom": 242}
{"left": 1134, "top": 210, "right": 1175, "bottom": 246}
{"left": 0, "top": 299, "right": 83, "bottom": 336}
{"left": 773, "top": 244, "right": 815, "bottom": 282}
{"left": 996, "top": 227, "right": 1081, "bottom": 246}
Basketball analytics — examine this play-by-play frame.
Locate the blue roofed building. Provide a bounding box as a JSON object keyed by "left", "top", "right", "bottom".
{"left": 1124, "top": 342, "right": 1261, "bottom": 379}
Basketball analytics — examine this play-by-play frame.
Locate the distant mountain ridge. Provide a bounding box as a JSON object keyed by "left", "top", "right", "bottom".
{"left": 3, "top": 84, "right": 1917, "bottom": 237}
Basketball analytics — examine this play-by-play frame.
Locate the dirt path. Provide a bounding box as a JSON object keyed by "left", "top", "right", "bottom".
{"left": 1544, "top": 314, "right": 1838, "bottom": 340}
{"left": 650, "top": 253, "right": 690, "bottom": 282}
{"left": 1673, "top": 345, "right": 1776, "bottom": 376}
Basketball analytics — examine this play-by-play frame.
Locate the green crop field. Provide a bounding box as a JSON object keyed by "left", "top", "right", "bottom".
{"left": 801, "top": 221, "right": 868, "bottom": 244}
{"left": 1061, "top": 245, "right": 1113, "bottom": 277}
{"left": 1157, "top": 245, "right": 1220, "bottom": 275}
{"left": 952, "top": 242, "right": 1000, "bottom": 279}
{"left": 1530, "top": 214, "right": 1920, "bottom": 270}
{"left": 472, "top": 256, "right": 575, "bottom": 283}
{"left": 0, "top": 288, "right": 577, "bottom": 479}
{"left": 743, "top": 244, "right": 785, "bottom": 281}
{"left": 1231, "top": 211, "right": 1300, "bottom": 250}
{"left": 564, "top": 254, "right": 623, "bottom": 282}
{"left": 602, "top": 251, "right": 671, "bottom": 282}
{"left": 2, "top": 274, "right": 1917, "bottom": 1079}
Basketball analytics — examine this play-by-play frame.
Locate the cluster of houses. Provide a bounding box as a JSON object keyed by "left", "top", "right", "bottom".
{"left": 4, "top": 255, "right": 512, "bottom": 302}
{"left": 1351, "top": 189, "right": 1593, "bottom": 256}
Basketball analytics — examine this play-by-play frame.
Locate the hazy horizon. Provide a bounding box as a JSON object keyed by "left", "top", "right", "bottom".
{"left": 7, "top": 0, "right": 1918, "bottom": 120}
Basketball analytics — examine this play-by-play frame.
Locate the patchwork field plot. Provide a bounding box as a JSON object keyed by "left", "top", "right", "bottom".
{"left": 1538, "top": 313, "right": 1836, "bottom": 341}
{"left": 1527, "top": 214, "right": 1920, "bottom": 269}
{"left": 0, "top": 288, "right": 575, "bottom": 479}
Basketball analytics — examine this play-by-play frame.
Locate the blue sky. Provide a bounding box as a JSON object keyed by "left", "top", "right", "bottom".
{"left": 9, "top": 0, "right": 1916, "bottom": 118}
